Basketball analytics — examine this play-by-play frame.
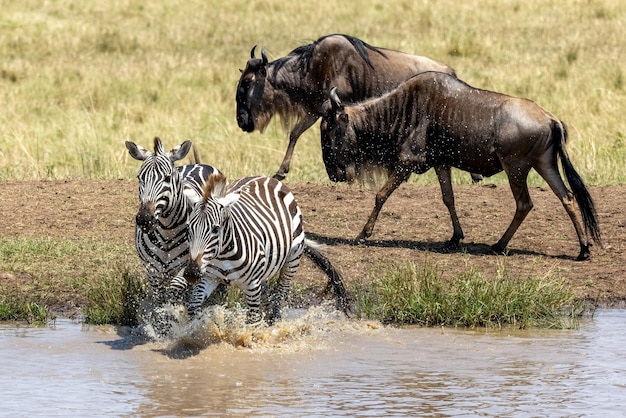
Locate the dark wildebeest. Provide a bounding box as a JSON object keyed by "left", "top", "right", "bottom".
{"left": 235, "top": 33, "right": 482, "bottom": 183}
{"left": 320, "top": 72, "right": 601, "bottom": 260}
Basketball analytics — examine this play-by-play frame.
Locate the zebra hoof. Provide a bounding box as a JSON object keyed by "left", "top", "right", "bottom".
{"left": 187, "top": 308, "right": 202, "bottom": 321}
{"left": 245, "top": 311, "right": 264, "bottom": 327}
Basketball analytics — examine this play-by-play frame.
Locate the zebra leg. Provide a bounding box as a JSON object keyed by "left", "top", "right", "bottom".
{"left": 188, "top": 276, "right": 221, "bottom": 318}
{"left": 168, "top": 271, "right": 189, "bottom": 304}
{"left": 268, "top": 253, "right": 302, "bottom": 324}
{"left": 241, "top": 279, "right": 268, "bottom": 325}
{"left": 173, "top": 272, "right": 228, "bottom": 306}
{"left": 140, "top": 272, "right": 179, "bottom": 338}
{"left": 144, "top": 272, "right": 171, "bottom": 308}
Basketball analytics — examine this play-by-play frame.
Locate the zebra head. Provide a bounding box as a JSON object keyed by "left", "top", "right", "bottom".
{"left": 126, "top": 137, "right": 192, "bottom": 232}
{"left": 184, "top": 173, "right": 238, "bottom": 284}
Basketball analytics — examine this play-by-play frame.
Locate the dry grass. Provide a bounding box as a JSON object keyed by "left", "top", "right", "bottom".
{"left": 0, "top": 0, "right": 624, "bottom": 184}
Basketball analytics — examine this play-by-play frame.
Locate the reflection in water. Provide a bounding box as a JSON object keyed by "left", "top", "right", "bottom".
{"left": 1, "top": 309, "right": 626, "bottom": 416}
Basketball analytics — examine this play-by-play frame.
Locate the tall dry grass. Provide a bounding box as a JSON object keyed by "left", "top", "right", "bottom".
{"left": 0, "top": 0, "right": 624, "bottom": 184}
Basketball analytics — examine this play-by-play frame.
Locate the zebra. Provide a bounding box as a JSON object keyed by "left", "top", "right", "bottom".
{"left": 125, "top": 137, "right": 220, "bottom": 309}
{"left": 171, "top": 173, "right": 350, "bottom": 325}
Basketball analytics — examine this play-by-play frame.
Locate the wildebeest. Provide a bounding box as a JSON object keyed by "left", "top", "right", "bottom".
{"left": 320, "top": 71, "right": 601, "bottom": 260}
{"left": 236, "top": 33, "right": 481, "bottom": 183}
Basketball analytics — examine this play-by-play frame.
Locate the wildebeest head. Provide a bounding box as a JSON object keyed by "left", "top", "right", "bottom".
{"left": 236, "top": 46, "right": 269, "bottom": 133}
{"left": 126, "top": 137, "right": 191, "bottom": 233}
{"left": 320, "top": 87, "right": 359, "bottom": 183}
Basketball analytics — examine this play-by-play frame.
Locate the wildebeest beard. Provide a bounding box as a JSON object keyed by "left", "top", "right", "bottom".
{"left": 322, "top": 137, "right": 394, "bottom": 188}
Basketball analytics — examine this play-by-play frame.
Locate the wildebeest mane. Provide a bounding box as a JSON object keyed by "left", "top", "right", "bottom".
{"left": 268, "top": 34, "right": 389, "bottom": 130}
{"left": 277, "top": 34, "right": 387, "bottom": 74}
{"left": 237, "top": 34, "right": 459, "bottom": 181}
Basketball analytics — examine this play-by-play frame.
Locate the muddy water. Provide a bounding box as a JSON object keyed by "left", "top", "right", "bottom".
{"left": 1, "top": 308, "right": 626, "bottom": 417}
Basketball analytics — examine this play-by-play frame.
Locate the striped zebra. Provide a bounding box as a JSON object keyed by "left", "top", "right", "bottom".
{"left": 172, "top": 173, "right": 350, "bottom": 324}
{"left": 125, "top": 137, "right": 220, "bottom": 307}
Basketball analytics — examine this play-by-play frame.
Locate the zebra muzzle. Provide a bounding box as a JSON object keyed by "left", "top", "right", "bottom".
{"left": 183, "top": 259, "right": 202, "bottom": 285}
{"left": 136, "top": 202, "right": 156, "bottom": 232}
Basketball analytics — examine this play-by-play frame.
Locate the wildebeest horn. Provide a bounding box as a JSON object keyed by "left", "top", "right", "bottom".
{"left": 250, "top": 45, "right": 257, "bottom": 59}
{"left": 329, "top": 87, "right": 342, "bottom": 109}
{"left": 261, "top": 47, "right": 268, "bottom": 64}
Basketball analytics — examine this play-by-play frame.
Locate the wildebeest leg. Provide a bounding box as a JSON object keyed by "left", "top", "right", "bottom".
{"left": 534, "top": 159, "right": 591, "bottom": 260}
{"left": 492, "top": 169, "right": 533, "bottom": 254}
{"left": 274, "top": 114, "right": 320, "bottom": 180}
{"left": 470, "top": 173, "right": 484, "bottom": 183}
{"left": 356, "top": 168, "right": 411, "bottom": 243}
{"left": 434, "top": 166, "right": 464, "bottom": 249}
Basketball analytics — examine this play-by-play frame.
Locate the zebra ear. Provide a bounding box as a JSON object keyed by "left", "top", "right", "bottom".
{"left": 171, "top": 140, "right": 192, "bottom": 162}
{"left": 126, "top": 141, "right": 149, "bottom": 161}
{"left": 217, "top": 192, "right": 240, "bottom": 209}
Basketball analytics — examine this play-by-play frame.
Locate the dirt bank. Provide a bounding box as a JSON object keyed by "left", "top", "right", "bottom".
{"left": 1, "top": 180, "right": 624, "bottom": 313}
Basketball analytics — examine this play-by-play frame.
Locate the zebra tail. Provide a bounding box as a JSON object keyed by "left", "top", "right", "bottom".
{"left": 303, "top": 238, "right": 352, "bottom": 317}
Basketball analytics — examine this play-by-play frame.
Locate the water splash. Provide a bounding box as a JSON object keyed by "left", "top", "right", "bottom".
{"left": 140, "top": 301, "right": 383, "bottom": 353}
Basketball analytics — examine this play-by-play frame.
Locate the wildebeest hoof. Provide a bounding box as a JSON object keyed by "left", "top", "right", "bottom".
{"left": 490, "top": 244, "right": 506, "bottom": 255}
{"left": 576, "top": 246, "right": 591, "bottom": 261}
{"left": 443, "top": 240, "right": 460, "bottom": 252}
{"left": 353, "top": 233, "right": 369, "bottom": 245}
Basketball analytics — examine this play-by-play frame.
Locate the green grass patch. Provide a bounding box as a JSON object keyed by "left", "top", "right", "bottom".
{"left": 0, "top": 236, "right": 592, "bottom": 328}
{"left": 83, "top": 268, "right": 145, "bottom": 326}
{"left": 356, "top": 261, "right": 584, "bottom": 329}
{"left": 0, "top": 236, "right": 142, "bottom": 324}
{"left": 0, "top": 296, "right": 51, "bottom": 324}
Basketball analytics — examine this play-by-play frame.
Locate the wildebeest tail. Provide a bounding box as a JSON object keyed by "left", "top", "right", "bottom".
{"left": 303, "top": 238, "right": 351, "bottom": 316}
{"left": 191, "top": 144, "right": 202, "bottom": 165}
{"left": 553, "top": 120, "right": 602, "bottom": 245}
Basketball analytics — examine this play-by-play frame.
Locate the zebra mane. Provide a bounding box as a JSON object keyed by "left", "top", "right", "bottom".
{"left": 202, "top": 173, "right": 229, "bottom": 202}
{"left": 153, "top": 137, "right": 165, "bottom": 154}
